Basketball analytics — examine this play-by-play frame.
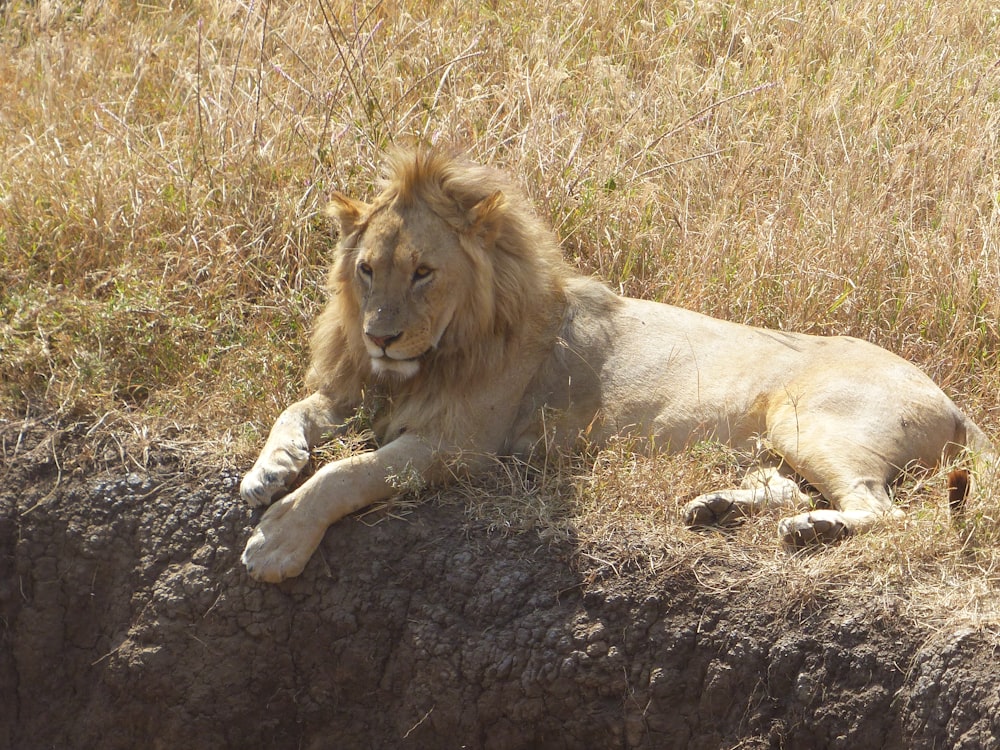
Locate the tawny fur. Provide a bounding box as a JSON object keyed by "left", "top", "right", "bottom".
{"left": 240, "top": 148, "right": 997, "bottom": 583}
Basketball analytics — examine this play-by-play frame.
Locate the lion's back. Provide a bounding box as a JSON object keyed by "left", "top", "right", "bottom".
{"left": 512, "top": 278, "right": 965, "bottom": 454}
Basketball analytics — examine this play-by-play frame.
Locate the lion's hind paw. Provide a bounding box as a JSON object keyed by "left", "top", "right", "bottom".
{"left": 684, "top": 491, "right": 748, "bottom": 528}
{"left": 778, "top": 510, "right": 850, "bottom": 549}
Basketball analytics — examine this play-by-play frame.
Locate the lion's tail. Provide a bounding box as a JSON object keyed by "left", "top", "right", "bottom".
{"left": 947, "top": 468, "right": 971, "bottom": 515}
{"left": 947, "top": 415, "right": 999, "bottom": 518}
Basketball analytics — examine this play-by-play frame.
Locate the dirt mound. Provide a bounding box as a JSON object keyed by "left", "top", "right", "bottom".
{"left": 2, "top": 423, "right": 998, "bottom": 749}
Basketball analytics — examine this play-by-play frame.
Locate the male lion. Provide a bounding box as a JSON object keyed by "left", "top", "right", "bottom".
{"left": 241, "top": 148, "right": 996, "bottom": 583}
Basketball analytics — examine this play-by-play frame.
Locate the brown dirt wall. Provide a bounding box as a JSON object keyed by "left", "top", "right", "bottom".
{"left": 1, "top": 422, "right": 998, "bottom": 749}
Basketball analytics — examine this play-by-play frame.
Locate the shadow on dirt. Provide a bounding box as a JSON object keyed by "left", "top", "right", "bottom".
{"left": 1, "top": 420, "right": 997, "bottom": 749}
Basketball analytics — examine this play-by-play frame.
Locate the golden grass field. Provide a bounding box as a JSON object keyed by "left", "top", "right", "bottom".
{"left": 2, "top": 0, "right": 1000, "bottom": 626}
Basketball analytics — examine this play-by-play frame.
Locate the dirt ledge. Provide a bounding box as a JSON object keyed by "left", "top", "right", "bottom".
{"left": 1, "top": 424, "right": 998, "bottom": 749}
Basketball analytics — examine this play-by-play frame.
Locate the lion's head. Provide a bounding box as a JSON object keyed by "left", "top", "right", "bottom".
{"left": 310, "top": 148, "right": 568, "bottom": 400}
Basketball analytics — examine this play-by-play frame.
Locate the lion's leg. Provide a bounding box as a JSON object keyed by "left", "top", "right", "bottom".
{"left": 765, "top": 408, "right": 903, "bottom": 548}
{"left": 240, "top": 391, "right": 345, "bottom": 508}
{"left": 242, "top": 433, "right": 436, "bottom": 582}
{"left": 684, "top": 466, "right": 812, "bottom": 527}
{"left": 776, "top": 478, "right": 901, "bottom": 548}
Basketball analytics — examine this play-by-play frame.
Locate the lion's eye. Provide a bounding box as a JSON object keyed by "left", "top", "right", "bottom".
{"left": 413, "top": 265, "right": 432, "bottom": 282}
{"left": 358, "top": 261, "right": 373, "bottom": 278}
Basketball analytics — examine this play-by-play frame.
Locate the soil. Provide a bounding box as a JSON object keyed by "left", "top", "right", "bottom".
{"left": 2, "top": 420, "right": 998, "bottom": 750}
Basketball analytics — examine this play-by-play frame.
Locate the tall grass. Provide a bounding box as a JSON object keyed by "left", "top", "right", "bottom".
{"left": 2, "top": 0, "right": 999, "bottom": 625}
{"left": 3, "top": 0, "right": 998, "bottom": 430}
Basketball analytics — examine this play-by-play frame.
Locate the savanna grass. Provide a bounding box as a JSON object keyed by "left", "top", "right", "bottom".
{"left": 2, "top": 0, "right": 999, "bottom": 627}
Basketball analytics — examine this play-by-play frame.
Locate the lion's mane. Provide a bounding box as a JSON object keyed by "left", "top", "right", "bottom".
{"left": 307, "top": 148, "right": 572, "bottom": 431}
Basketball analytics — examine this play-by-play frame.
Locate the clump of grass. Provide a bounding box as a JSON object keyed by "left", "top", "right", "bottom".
{"left": 2, "top": 0, "right": 1000, "bottom": 629}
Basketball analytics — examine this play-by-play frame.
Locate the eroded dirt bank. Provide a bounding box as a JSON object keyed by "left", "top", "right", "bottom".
{"left": 1, "top": 424, "right": 998, "bottom": 749}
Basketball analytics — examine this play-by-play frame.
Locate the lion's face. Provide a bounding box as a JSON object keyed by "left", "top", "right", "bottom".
{"left": 347, "top": 203, "right": 469, "bottom": 379}
{"left": 325, "top": 156, "right": 517, "bottom": 384}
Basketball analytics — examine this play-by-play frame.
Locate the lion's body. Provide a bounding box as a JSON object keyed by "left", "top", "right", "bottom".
{"left": 516, "top": 279, "right": 984, "bottom": 464}
{"left": 241, "top": 149, "right": 996, "bottom": 583}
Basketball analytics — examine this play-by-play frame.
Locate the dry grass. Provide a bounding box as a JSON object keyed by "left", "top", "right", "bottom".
{"left": 2, "top": 0, "right": 1000, "bottom": 629}
{"left": 442, "top": 440, "right": 1000, "bottom": 634}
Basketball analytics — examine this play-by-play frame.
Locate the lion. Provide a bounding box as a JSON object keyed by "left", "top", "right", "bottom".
{"left": 240, "top": 147, "right": 997, "bottom": 583}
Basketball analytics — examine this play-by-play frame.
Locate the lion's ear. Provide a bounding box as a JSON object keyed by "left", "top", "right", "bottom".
{"left": 466, "top": 191, "right": 506, "bottom": 240}
{"left": 325, "top": 192, "right": 370, "bottom": 236}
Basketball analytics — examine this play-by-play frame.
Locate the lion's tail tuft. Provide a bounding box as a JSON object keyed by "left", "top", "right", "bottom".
{"left": 947, "top": 468, "right": 971, "bottom": 517}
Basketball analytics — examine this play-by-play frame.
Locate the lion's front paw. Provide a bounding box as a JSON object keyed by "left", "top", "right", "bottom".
{"left": 240, "top": 445, "right": 310, "bottom": 508}
{"left": 242, "top": 494, "right": 328, "bottom": 583}
{"left": 684, "top": 492, "right": 747, "bottom": 527}
{"left": 778, "top": 510, "right": 850, "bottom": 549}
{"left": 240, "top": 467, "right": 285, "bottom": 508}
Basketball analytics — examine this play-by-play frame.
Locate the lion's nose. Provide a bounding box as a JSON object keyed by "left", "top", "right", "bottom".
{"left": 367, "top": 331, "right": 402, "bottom": 350}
